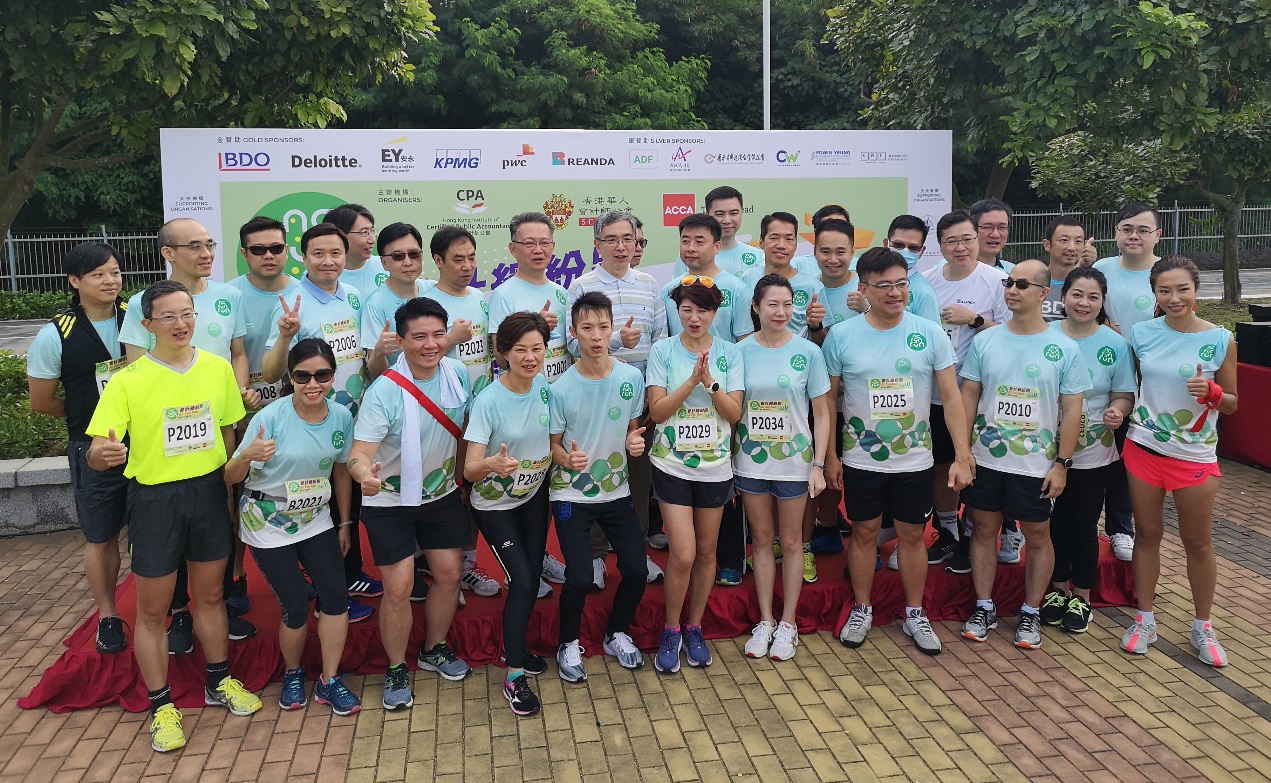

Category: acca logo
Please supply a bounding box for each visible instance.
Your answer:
[663,194,696,227]
[218,151,270,172]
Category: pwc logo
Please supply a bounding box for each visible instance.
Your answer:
[663,194,696,227]
[218,152,270,172]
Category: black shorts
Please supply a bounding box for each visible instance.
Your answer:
[362,488,469,566]
[651,466,733,510]
[929,404,956,465]
[841,464,934,525]
[127,470,233,578]
[961,465,1054,524]
[67,440,129,544]
[835,411,845,457]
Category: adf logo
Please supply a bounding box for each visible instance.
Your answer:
[543,194,575,230]
[663,194,696,227]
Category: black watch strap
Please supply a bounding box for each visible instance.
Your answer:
[1054,457,1073,469]
[971,314,985,329]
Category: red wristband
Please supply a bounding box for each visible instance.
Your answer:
[1199,379,1223,407]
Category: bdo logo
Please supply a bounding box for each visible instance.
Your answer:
[906,333,927,351]
[790,354,807,371]
[215,298,231,317]
[1043,344,1063,362]
[218,151,270,171]
[1097,346,1117,366]
[792,290,809,307]
[619,382,634,400]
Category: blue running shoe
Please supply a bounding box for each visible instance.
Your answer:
[654,627,682,674]
[346,571,384,598]
[347,598,374,623]
[279,667,307,710]
[715,567,743,587]
[684,626,713,667]
[809,526,845,555]
[382,663,413,710]
[315,673,362,716]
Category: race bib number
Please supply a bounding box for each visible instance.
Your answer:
[675,406,718,451]
[284,477,332,514]
[163,401,216,457]
[248,371,285,404]
[511,454,551,497]
[746,401,792,443]
[1078,398,1090,442]
[544,341,570,382]
[941,319,957,345]
[456,333,489,369]
[868,377,915,420]
[993,386,1040,432]
[322,318,361,365]
[94,357,127,394]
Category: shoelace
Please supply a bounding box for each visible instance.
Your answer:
[1066,598,1089,615]
[846,609,869,632]
[282,671,306,698]
[510,676,533,699]
[773,625,796,645]
[386,666,410,691]
[429,643,459,664]
[561,644,584,666]
[969,607,991,628]
[1195,626,1221,647]
[610,633,638,654]
[153,705,181,730]
[465,566,495,582]
[325,676,355,701]
[659,628,680,652]
[1018,613,1039,634]
[908,613,934,635]
[1044,593,1068,610]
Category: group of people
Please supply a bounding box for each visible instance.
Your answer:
[29,187,1236,754]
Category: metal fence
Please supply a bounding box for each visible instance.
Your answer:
[2,227,166,292]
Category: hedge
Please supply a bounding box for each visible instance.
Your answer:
[0,288,146,320]
[0,353,66,459]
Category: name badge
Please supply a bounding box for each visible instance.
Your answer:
[544,340,570,382]
[746,400,792,442]
[94,357,127,394]
[674,406,718,451]
[993,385,1040,432]
[323,318,361,365]
[163,401,216,457]
[868,377,915,420]
[284,477,332,514]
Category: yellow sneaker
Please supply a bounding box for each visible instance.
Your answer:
[205,676,263,716]
[802,546,818,584]
[746,542,784,570]
[150,704,185,752]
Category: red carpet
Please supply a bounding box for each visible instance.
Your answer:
[20,530,1134,713]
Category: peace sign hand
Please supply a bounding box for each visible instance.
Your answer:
[276,295,302,341]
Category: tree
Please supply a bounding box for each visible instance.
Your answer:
[0,0,437,237]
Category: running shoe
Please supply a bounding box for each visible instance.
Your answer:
[461,566,501,597]
[746,542,783,570]
[809,524,845,555]
[654,627,682,674]
[382,663,413,710]
[1014,611,1043,649]
[500,647,548,676]
[962,606,998,642]
[537,579,553,599]
[279,667,307,710]
[802,546,817,584]
[225,573,250,616]
[1120,616,1157,655]
[149,704,185,753]
[603,632,645,669]
[886,548,899,571]
[556,641,587,683]
[1040,589,1069,626]
[346,571,384,597]
[945,542,972,575]
[205,676,263,716]
[346,598,375,623]
[716,567,743,587]
[1061,595,1092,634]
[503,675,541,716]
[769,621,799,661]
[647,533,669,550]
[926,526,959,564]
[228,613,257,641]
[96,616,127,654]
[745,621,776,658]
[1111,533,1134,562]
[542,554,567,584]
[645,555,664,583]
[997,530,1024,564]
[684,626,712,667]
[903,608,942,655]
[418,641,472,681]
[592,557,607,591]
[411,575,429,602]
[1191,623,1228,667]
[167,611,194,655]
[838,605,872,648]
[315,673,362,716]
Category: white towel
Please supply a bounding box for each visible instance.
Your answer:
[394,354,466,505]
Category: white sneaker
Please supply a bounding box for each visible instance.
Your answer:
[460,565,501,597]
[645,555,664,583]
[886,548,899,571]
[997,529,1024,564]
[1111,533,1134,562]
[536,578,552,599]
[603,632,644,669]
[556,640,587,683]
[745,621,776,658]
[592,557,607,591]
[647,533,669,550]
[769,621,799,661]
[542,554,567,584]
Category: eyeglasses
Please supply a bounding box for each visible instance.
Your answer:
[635,238,649,249]
[152,311,198,325]
[1001,278,1047,290]
[1117,225,1159,237]
[167,241,217,252]
[349,227,376,238]
[512,239,556,250]
[940,236,976,248]
[887,239,924,253]
[865,279,910,292]
[977,224,1009,234]
[291,368,336,385]
[386,250,424,262]
[680,275,716,288]
[246,243,286,257]
[598,235,635,248]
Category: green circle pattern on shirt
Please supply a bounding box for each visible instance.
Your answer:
[895,358,912,374]
[208,323,222,337]
[1025,364,1041,378]
[480,299,489,313]
[742,252,758,266]
[215,299,231,317]
[716,355,728,373]
[375,273,388,286]
[1134,294,1152,310]
[1097,346,1116,365]
[552,452,628,498]
[319,457,333,471]
[332,430,345,448]
[556,290,567,305]
[620,382,634,400]
[793,290,809,307]
[607,406,621,420]
[736,421,812,465]
[1178,363,1195,378]
[1199,344,1216,361]
[842,414,928,462]
[790,354,807,371]
[720,289,732,307]
[1043,344,1063,362]
[777,374,791,388]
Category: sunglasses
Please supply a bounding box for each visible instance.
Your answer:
[680,274,716,288]
[246,243,287,257]
[386,250,424,262]
[1001,278,1047,290]
[290,368,336,385]
[887,239,924,253]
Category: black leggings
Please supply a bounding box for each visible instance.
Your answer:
[715,496,746,572]
[473,484,551,669]
[251,527,350,629]
[1049,462,1113,590]
[554,497,648,645]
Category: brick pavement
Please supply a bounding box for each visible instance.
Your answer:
[1,459,1269,782]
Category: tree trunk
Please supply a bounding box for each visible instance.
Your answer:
[1221,187,1246,305]
[984,158,1017,200]
[0,166,38,241]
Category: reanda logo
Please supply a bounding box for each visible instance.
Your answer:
[434,149,481,169]
[290,154,361,169]
[552,152,616,166]
[663,194,696,227]
[629,149,657,169]
[218,152,270,171]
[775,149,800,165]
[454,189,487,215]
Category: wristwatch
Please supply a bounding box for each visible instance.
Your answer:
[1054,457,1073,469]
[970,314,985,329]
[705,380,720,394]
[809,321,825,333]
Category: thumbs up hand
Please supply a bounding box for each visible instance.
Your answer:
[626,426,648,457]
[567,439,589,472]
[374,318,399,357]
[487,443,519,478]
[242,424,276,463]
[94,428,129,469]
[1187,362,1209,398]
[806,291,826,329]
[619,315,641,348]
[360,461,384,496]
[539,300,559,330]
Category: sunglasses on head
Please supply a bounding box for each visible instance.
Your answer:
[247,243,287,257]
[680,274,716,288]
[1001,278,1047,290]
[290,368,336,385]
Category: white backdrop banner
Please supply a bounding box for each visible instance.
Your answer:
[160,128,952,285]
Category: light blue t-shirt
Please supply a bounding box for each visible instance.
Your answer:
[820,276,862,328]
[548,361,645,503]
[824,312,955,473]
[235,397,353,549]
[26,318,122,380]
[354,357,471,508]
[358,279,432,364]
[646,336,746,482]
[227,274,302,401]
[675,243,764,278]
[340,255,387,298]
[906,271,941,324]
[1094,256,1155,333]
[792,254,821,278]
[734,336,831,481]
[1047,322,1136,469]
[740,268,826,339]
[960,326,1092,478]
[421,285,493,395]
[488,276,571,382]
[465,374,553,510]
[662,271,753,343]
[120,280,247,360]
[266,277,366,414]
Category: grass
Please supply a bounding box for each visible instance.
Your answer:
[1196,298,1271,332]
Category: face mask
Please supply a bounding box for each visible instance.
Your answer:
[898,248,921,269]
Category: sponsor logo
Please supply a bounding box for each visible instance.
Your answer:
[861,151,887,163]
[1097,346,1117,366]
[380,136,416,173]
[669,146,692,172]
[332,431,345,449]
[810,150,852,166]
[290,154,362,169]
[775,149,801,165]
[501,145,533,169]
[218,151,270,171]
[434,148,481,169]
[552,152,616,166]
[629,149,657,168]
[702,152,765,165]
[454,189,487,215]
[543,194,575,230]
[663,193,696,226]
[578,217,596,227]
[1199,344,1217,361]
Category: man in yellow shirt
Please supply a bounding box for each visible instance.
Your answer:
[87,280,262,753]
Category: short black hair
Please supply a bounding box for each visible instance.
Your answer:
[571,290,613,324]
[936,210,975,241]
[814,218,855,247]
[887,214,929,244]
[288,337,337,373]
[239,216,285,248]
[1117,202,1159,227]
[750,273,794,332]
[1044,216,1085,242]
[670,279,724,311]
[495,311,551,357]
[856,246,908,279]
[397,296,449,337]
[376,222,423,256]
[509,212,554,240]
[430,226,477,258]
[301,224,348,255]
[704,186,743,212]
[760,211,799,239]
[969,198,1013,225]
[678,213,722,243]
[812,204,849,226]
[141,280,192,319]
[322,204,374,234]
[64,242,121,278]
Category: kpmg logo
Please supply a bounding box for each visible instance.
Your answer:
[434,149,482,169]
[218,152,270,171]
